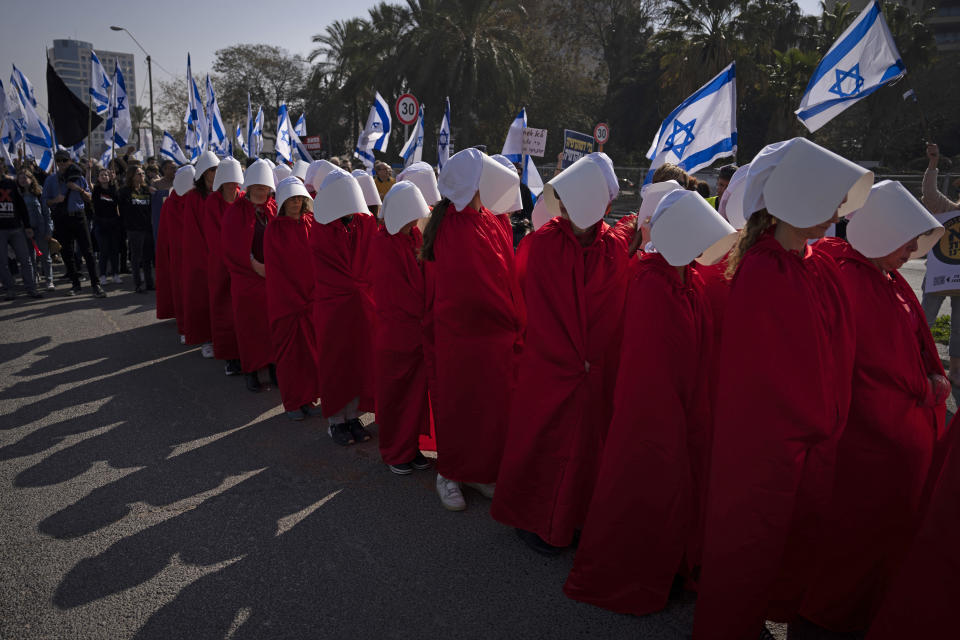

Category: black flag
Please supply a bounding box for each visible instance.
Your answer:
[46,60,102,147]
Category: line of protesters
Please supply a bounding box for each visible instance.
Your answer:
[71,136,956,639]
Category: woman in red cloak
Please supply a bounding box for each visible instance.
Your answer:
[221,159,276,393]
[179,151,220,356]
[419,148,525,511]
[155,165,194,340]
[310,169,378,446]
[491,153,635,554]
[371,181,432,473]
[866,411,960,640]
[564,189,736,613]
[692,138,872,640]
[795,181,947,633]
[204,157,243,376]
[264,176,321,421]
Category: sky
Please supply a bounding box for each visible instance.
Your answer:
[3,0,825,113]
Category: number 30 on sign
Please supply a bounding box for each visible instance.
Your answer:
[594,122,610,146]
[396,94,420,126]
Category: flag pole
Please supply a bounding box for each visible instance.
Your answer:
[86,95,93,184]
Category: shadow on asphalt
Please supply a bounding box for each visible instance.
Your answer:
[1,318,692,639]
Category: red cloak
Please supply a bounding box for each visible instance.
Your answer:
[155,192,184,331]
[692,230,855,640]
[204,190,242,360]
[264,214,321,412]
[221,197,276,373]
[797,238,946,631]
[491,217,633,547]
[421,261,439,453]
[866,412,959,640]
[431,205,525,484]
[564,251,714,613]
[372,226,430,464]
[180,189,213,345]
[308,213,377,417]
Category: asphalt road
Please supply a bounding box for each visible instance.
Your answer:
[0,259,949,640]
[0,274,697,640]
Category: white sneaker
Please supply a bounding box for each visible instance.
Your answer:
[436,474,466,511]
[46,281,55,291]
[464,482,496,499]
[112,274,122,284]
[200,343,214,359]
[98,275,107,286]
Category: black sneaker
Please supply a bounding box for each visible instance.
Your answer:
[411,452,431,470]
[515,528,563,556]
[346,418,372,442]
[93,287,107,298]
[67,287,80,297]
[388,461,414,475]
[328,422,354,446]
[224,359,242,376]
[245,372,261,393]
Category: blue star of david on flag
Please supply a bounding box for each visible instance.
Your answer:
[438,131,448,149]
[663,118,696,160]
[828,64,865,98]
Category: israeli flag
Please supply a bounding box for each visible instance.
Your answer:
[795,1,905,133]
[645,62,737,184]
[89,51,111,115]
[400,105,424,165]
[160,131,188,165]
[111,61,131,147]
[205,75,227,155]
[501,107,544,198]
[294,113,307,137]
[9,70,53,172]
[276,103,294,163]
[236,121,245,156]
[437,96,452,170]
[354,91,391,170]
[10,64,37,107]
[183,54,207,159]
[250,105,264,157]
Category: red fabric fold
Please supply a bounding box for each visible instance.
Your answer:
[180,189,213,344]
[265,214,321,412]
[492,217,633,547]
[308,213,377,417]
[431,205,525,484]
[564,251,714,614]
[798,238,945,631]
[204,190,241,360]
[866,412,959,640]
[221,197,275,373]
[155,192,184,331]
[693,231,855,640]
[372,226,430,464]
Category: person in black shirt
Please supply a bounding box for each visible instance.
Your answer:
[0,171,41,299]
[92,167,122,285]
[118,166,154,292]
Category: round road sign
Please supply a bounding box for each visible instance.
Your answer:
[396,93,420,126]
[594,122,610,145]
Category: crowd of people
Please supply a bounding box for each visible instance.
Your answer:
[3,135,958,638]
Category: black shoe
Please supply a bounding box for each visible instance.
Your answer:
[411,451,431,470]
[3,292,14,301]
[27,290,43,299]
[328,422,354,446]
[146,283,155,290]
[135,285,145,293]
[515,528,563,556]
[93,287,107,298]
[388,461,414,475]
[346,418,372,442]
[224,359,242,376]
[67,287,80,297]
[245,372,261,393]
[268,363,279,386]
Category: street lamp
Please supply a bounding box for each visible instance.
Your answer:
[110,25,155,159]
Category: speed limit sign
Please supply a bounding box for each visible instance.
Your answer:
[594,122,610,146]
[396,93,420,126]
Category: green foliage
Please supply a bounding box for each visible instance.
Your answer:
[933,314,951,345]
